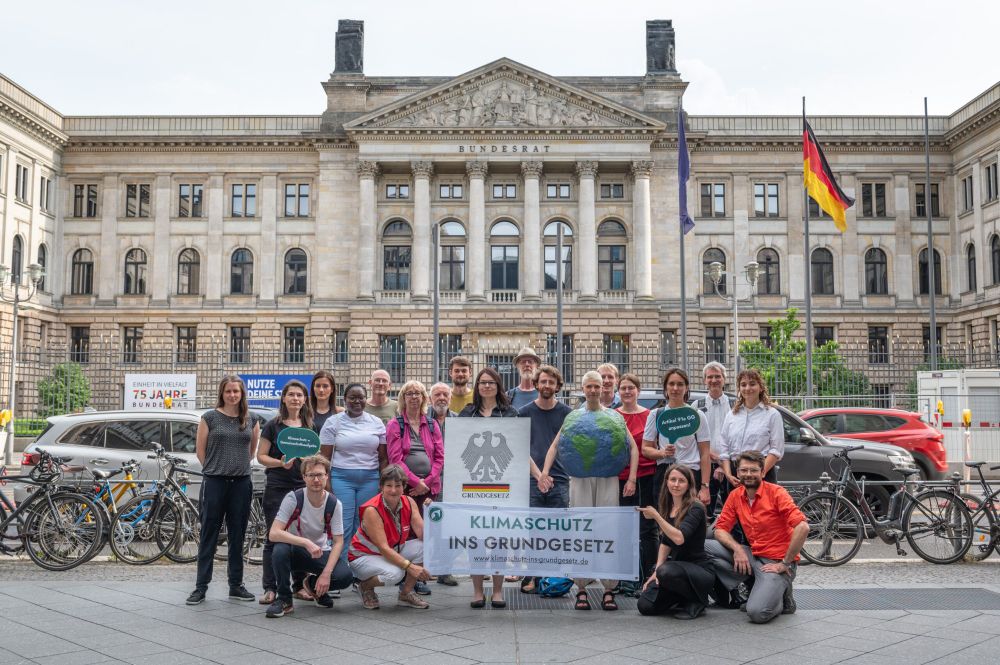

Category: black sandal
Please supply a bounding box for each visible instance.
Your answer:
[574,590,591,610]
[602,591,618,611]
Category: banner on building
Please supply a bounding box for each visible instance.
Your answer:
[124,374,197,410]
[424,503,640,579]
[442,417,531,506]
[239,374,314,408]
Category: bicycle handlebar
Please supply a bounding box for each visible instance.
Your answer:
[833,445,865,457]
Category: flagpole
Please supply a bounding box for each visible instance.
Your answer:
[924,97,938,371]
[803,97,814,398]
[679,102,689,373]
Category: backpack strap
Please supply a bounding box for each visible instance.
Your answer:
[323,492,338,542]
[286,488,306,535]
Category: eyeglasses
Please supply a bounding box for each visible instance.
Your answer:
[304,472,328,479]
[737,468,762,475]
[403,391,422,398]
[477,381,497,387]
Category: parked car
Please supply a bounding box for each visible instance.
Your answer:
[16,408,275,503]
[798,407,947,480]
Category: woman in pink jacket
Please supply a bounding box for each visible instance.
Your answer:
[385,380,445,513]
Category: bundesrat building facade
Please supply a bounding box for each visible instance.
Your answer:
[2,19,1000,392]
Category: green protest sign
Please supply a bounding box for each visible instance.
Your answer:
[655,406,701,443]
[276,427,321,460]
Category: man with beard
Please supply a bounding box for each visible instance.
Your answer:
[518,364,572,593]
[706,451,809,623]
[427,382,460,588]
[448,356,474,414]
[507,347,541,411]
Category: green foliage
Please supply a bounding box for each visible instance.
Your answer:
[36,362,91,418]
[739,308,870,408]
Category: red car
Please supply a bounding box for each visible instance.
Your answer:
[798,408,947,480]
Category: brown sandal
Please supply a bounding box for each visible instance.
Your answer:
[574,590,591,610]
[602,591,618,611]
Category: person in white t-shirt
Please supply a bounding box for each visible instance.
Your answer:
[265,455,352,618]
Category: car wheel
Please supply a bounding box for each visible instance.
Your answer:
[857,479,891,519]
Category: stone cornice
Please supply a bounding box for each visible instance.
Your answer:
[945,103,1000,150]
[64,136,325,153]
[0,99,69,149]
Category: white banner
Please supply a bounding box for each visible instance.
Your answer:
[424,503,640,580]
[442,418,531,506]
[123,374,197,410]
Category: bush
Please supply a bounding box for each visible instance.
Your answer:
[37,362,91,417]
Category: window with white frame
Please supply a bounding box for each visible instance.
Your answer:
[753,183,779,217]
[700,183,725,217]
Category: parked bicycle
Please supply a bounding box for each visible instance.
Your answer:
[797,445,973,566]
[960,461,1000,562]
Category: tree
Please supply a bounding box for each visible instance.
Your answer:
[37,362,91,417]
[739,308,870,409]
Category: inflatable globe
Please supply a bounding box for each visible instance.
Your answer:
[557,408,630,478]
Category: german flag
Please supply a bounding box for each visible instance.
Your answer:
[803,122,854,232]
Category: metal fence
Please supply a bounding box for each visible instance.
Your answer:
[2,338,998,432]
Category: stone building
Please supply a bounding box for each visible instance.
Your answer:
[1,19,999,403]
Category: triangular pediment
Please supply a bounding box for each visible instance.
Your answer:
[344,58,665,135]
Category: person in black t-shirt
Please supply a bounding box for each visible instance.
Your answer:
[257,380,313,605]
[310,370,343,436]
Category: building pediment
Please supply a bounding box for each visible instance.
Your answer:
[344,59,665,137]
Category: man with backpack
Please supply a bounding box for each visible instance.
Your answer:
[265,454,353,618]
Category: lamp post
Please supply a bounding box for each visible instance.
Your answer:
[0,262,44,465]
[431,221,442,385]
[706,260,760,374]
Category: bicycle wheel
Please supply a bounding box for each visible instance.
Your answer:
[961,493,997,562]
[109,495,175,565]
[243,493,265,566]
[163,501,200,564]
[24,492,105,571]
[0,500,26,555]
[797,491,864,566]
[904,490,973,564]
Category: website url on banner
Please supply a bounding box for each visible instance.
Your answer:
[472,554,590,566]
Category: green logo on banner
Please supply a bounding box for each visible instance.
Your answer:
[276,427,321,460]
[428,506,443,522]
[655,406,701,443]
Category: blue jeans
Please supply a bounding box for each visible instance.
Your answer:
[530,478,569,508]
[271,542,353,602]
[331,467,380,557]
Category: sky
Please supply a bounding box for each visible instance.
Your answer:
[2,0,997,118]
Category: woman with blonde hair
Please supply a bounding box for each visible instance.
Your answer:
[719,368,784,484]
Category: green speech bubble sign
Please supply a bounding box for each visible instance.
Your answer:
[276,427,321,460]
[655,406,701,443]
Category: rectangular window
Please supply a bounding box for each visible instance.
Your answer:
[700,183,726,217]
[333,330,349,364]
[602,334,630,374]
[814,326,835,348]
[706,326,727,364]
[660,330,677,368]
[437,334,463,383]
[379,335,406,384]
[231,183,257,217]
[871,385,891,409]
[961,175,974,212]
[808,196,832,219]
[283,326,305,364]
[73,184,99,218]
[546,334,574,384]
[922,325,943,362]
[39,176,54,213]
[598,245,626,290]
[490,246,519,289]
[15,164,29,201]
[70,326,90,363]
[544,245,572,290]
[125,184,150,217]
[753,183,779,217]
[284,183,310,217]
[385,183,410,199]
[440,245,465,290]
[914,183,940,218]
[546,183,570,199]
[861,183,887,217]
[758,325,773,349]
[985,163,999,203]
[122,326,143,364]
[868,326,889,365]
[600,183,625,199]
[492,183,517,199]
[439,184,463,199]
[230,326,251,363]
[176,326,197,364]
[383,246,411,290]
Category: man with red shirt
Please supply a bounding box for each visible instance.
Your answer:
[706,450,809,623]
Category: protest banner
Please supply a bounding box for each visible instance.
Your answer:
[442,417,531,506]
[124,374,196,410]
[424,503,639,579]
[239,374,313,408]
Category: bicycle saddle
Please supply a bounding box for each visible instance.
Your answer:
[897,467,920,477]
[90,469,113,480]
[964,461,986,468]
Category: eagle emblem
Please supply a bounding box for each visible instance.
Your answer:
[461,430,514,482]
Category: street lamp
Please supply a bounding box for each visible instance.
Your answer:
[706,260,760,374]
[0,262,44,464]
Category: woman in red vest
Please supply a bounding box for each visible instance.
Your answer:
[348,465,431,610]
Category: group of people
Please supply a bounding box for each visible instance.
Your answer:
[185,351,808,625]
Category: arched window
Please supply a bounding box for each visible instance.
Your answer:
[756,248,780,295]
[36,243,47,291]
[123,248,147,295]
[967,244,977,292]
[71,249,94,295]
[383,220,411,290]
[490,220,520,290]
[918,247,942,295]
[702,247,727,295]
[992,234,1000,286]
[864,248,888,295]
[438,220,466,290]
[811,248,834,295]
[597,220,627,290]
[11,235,23,284]
[284,248,308,294]
[177,248,200,295]
[544,220,573,290]
[230,248,254,295]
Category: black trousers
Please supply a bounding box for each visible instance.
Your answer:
[619,475,658,580]
[196,475,252,591]
[272,543,353,601]
[261,485,306,593]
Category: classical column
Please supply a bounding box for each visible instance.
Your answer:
[521,160,543,301]
[576,161,599,301]
[411,161,433,301]
[97,173,119,304]
[151,174,171,304]
[357,161,379,301]
[631,160,654,299]
[257,174,277,303]
[466,160,488,301]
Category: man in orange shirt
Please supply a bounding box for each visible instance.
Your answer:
[706,450,809,623]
